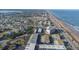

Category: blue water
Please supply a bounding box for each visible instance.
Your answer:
[50,10,79,26]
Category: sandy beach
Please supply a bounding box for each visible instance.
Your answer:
[47,11,79,49]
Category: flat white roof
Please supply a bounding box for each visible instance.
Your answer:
[39,44,66,50]
[25,43,36,50]
[25,34,38,50]
[46,29,50,34]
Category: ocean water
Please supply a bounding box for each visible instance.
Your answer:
[50,10,79,31]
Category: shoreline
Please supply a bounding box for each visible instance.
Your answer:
[50,11,79,36]
[55,15,79,43]
[47,10,79,49]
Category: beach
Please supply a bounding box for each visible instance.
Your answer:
[47,10,79,49]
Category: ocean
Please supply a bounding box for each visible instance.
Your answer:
[50,10,79,32]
